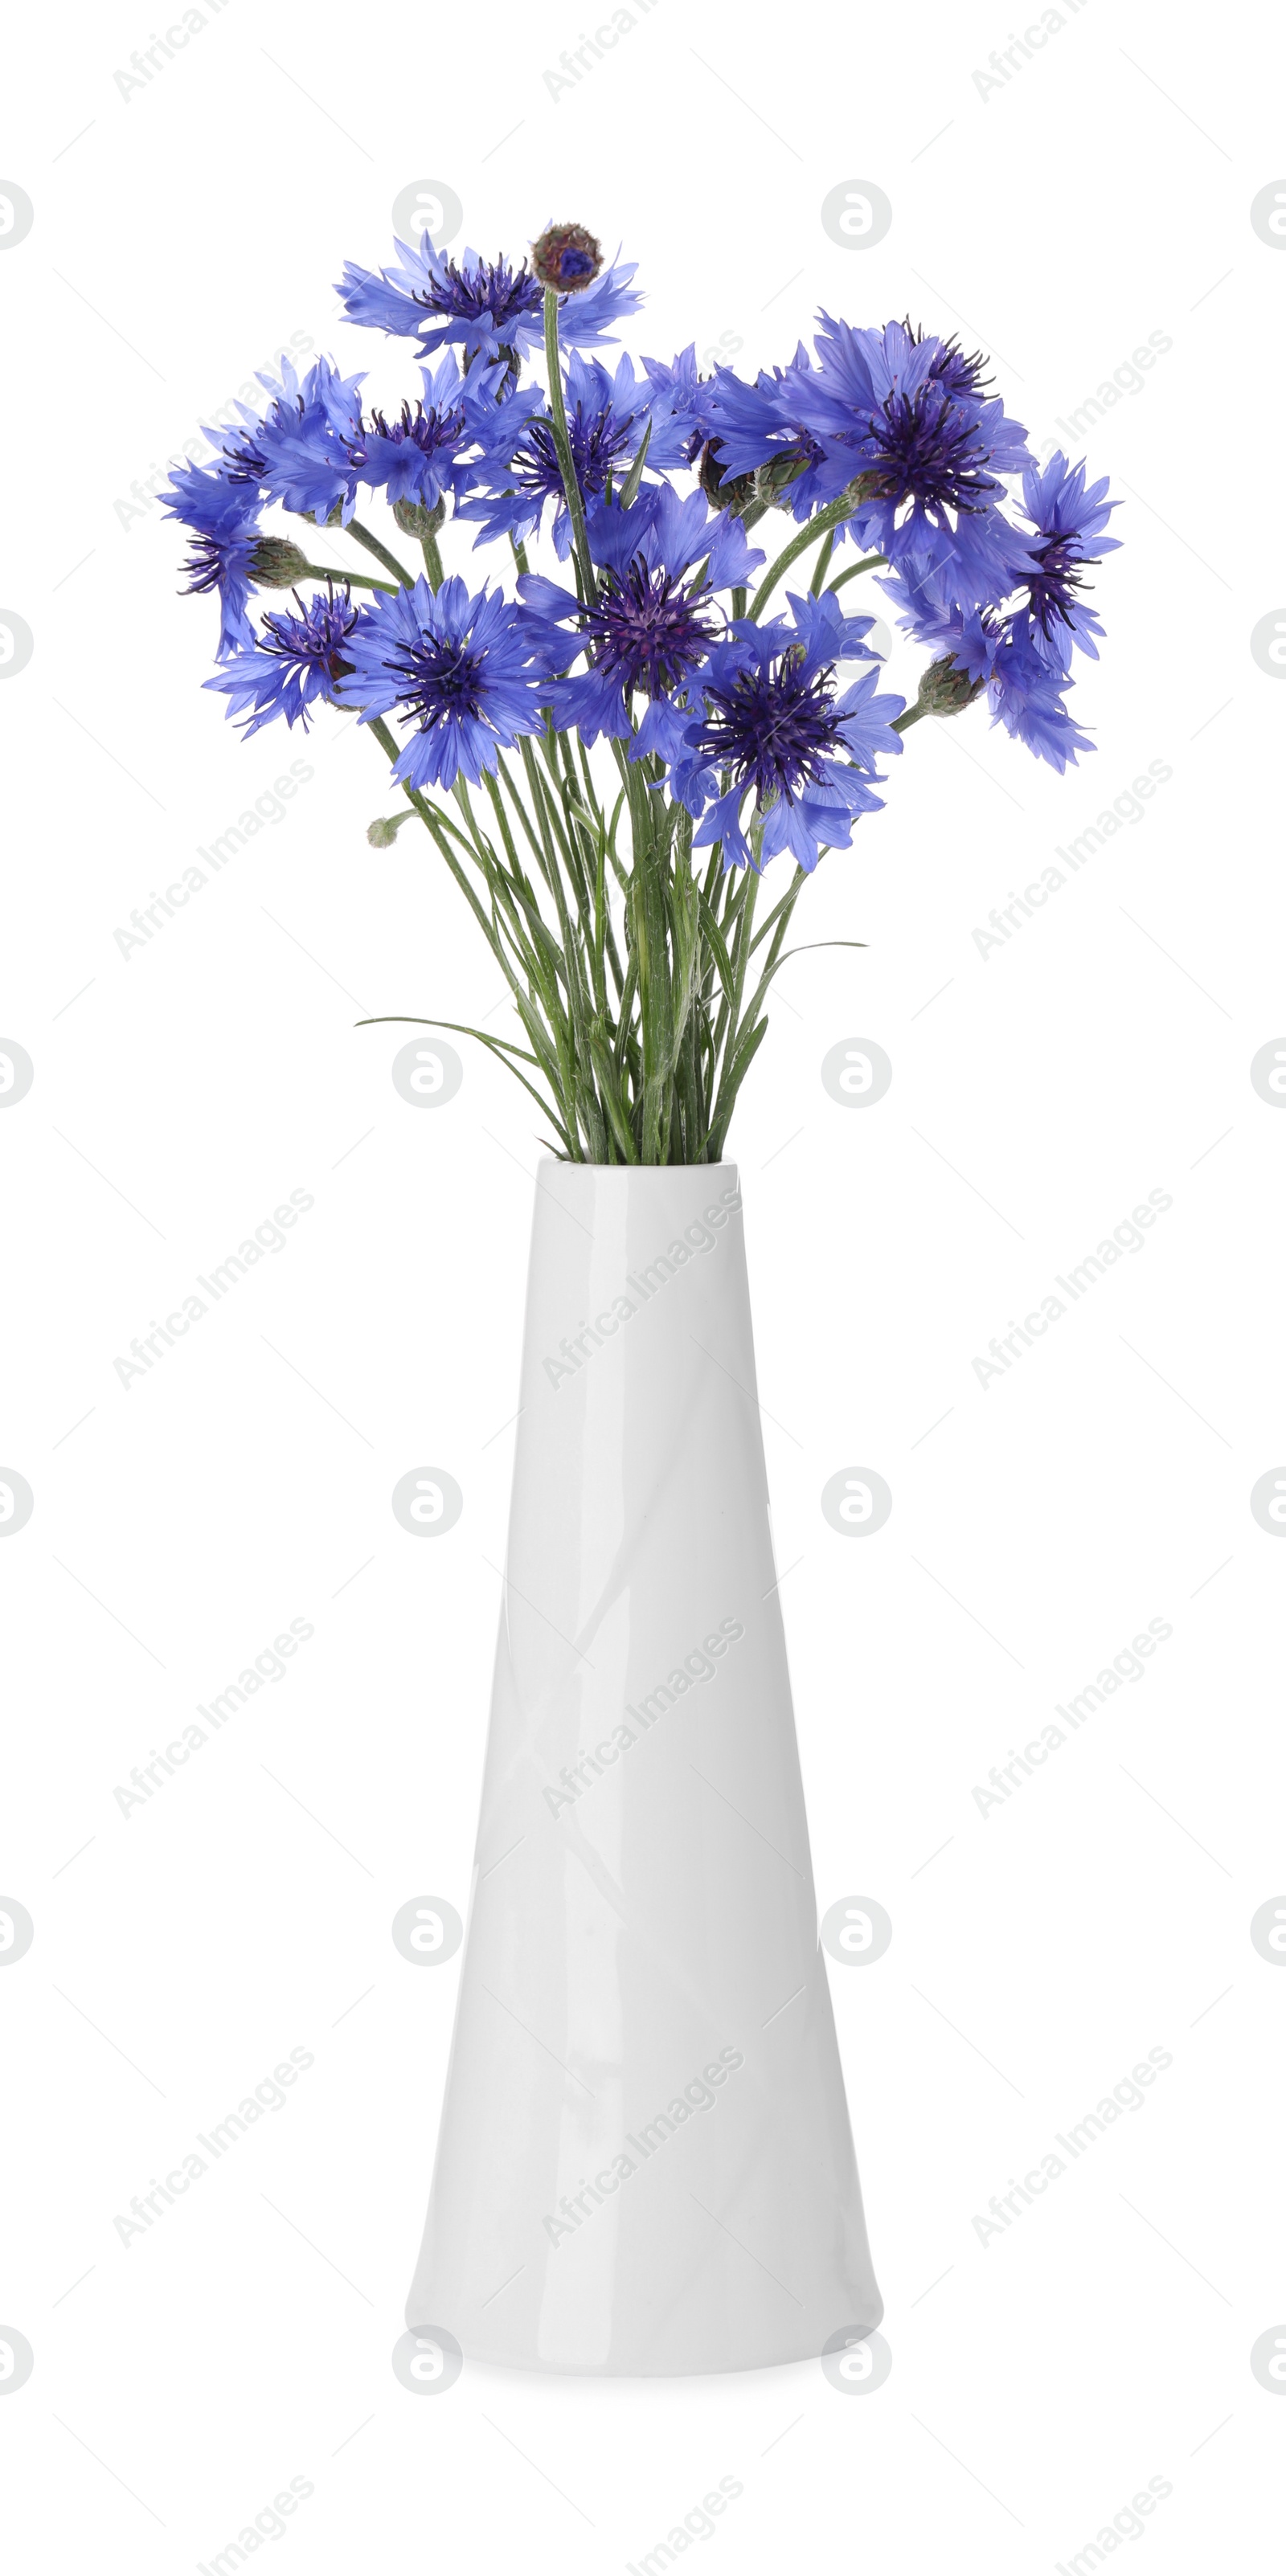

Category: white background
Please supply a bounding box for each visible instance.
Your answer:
[2,0,1285,2566]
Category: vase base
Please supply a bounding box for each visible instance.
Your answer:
[403,2296,884,2381]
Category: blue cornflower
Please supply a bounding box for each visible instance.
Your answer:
[640,345,721,467]
[346,351,524,511]
[335,232,641,362]
[203,589,366,736]
[162,461,265,657]
[461,351,679,557]
[670,590,905,871]
[879,551,1094,770]
[984,631,1094,771]
[878,550,1001,681]
[899,317,994,404]
[337,574,557,791]
[517,485,764,757]
[212,354,367,528]
[1012,451,1121,669]
[778,317,1038,600]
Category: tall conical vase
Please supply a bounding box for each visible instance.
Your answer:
[407,1160,882,2375]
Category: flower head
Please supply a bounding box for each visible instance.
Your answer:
[670,589,905,870]
[518,484,764,756]
[983,630,1095,770]
[203,588,364,736]
[776,317,1038,599]
[345,350,522,511]
[531,221,602,292]
[162,461,266,657]
[461,350,676,556]
[900,316,993,403]
[336,574,556,790]
[878,551,1001,680]
[640,345,720,468]
[1012,450,1121,668]
[211,354,367,528]
[336,232,641,361]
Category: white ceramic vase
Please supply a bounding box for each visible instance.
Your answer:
[407,1159,881,2375]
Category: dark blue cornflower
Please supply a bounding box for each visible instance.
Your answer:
[640,345,721,467]
[901,317,993,403]
[203,589,366,736]
[460,352,682,558]
[984,630,1095,771]
[335,232,641,362]
[346,351,526,512]
[336,574,558,791]
[211,354,367,529]
[879,550,1094,771]
[1012,451,1121,669]
[517,485,764,757]
[670,589,905,872]
[776,317,1038,601]
[162,461,266,658]
[878,550,1001,682]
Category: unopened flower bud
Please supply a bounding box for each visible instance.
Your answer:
[915,654,985,717]
[367,813,412,848]
[391,497,447,539]
[754,455,807,511]
[531,222,602,293]
[251,537,310,587]
[698,439,757,518]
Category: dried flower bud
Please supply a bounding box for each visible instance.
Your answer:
[698,439,757,518]
[531,222,602,293]
[915,654,985,717]
[754,456,807,511]
[250,537,310,587]
[391,497,448,539]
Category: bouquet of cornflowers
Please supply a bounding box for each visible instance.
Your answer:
[166,219,1119,1165]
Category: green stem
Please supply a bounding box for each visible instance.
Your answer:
[347,517,416,587]
[365,722,583,1151]
[543,287,597,612]
[747,490,865,621]
[826,552,887,597]
[299,563,396,593]
[809,531,835,595]
[421,533,445,590]
[891,702,930,734]
[368,719,497,942]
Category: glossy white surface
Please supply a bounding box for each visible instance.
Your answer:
[407,1161,881,2374]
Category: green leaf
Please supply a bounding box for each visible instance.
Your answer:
[618,418,653,510]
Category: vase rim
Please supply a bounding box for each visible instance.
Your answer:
[536,1157,739,1177]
